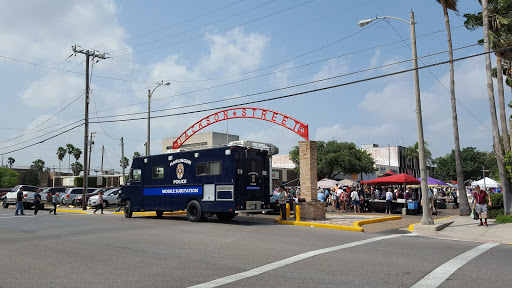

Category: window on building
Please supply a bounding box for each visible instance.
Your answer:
[152,166,164,179]
[197,161,222,176]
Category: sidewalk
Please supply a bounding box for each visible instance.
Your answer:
[410,215,512,244]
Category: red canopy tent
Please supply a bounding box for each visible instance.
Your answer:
[361,173,420,185]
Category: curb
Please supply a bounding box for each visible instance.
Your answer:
[55,209,89,214]
[409,216,455,232]
[274,215,402,232]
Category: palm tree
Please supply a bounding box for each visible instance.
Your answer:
[66,144,75,173]
[120,157,129,170]
[464,0,512,153]
[404,142,433,177]
[133,152,141,160]
[435,0,470,216]
[56,147,66,173]
[71,162,83,176]
[7,157,15,168]
[72,148,82,162]
[479,0,512,215]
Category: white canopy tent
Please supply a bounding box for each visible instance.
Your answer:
[317,178,339,189]
[470,177,500,189]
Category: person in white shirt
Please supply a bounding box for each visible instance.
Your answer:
[385,188,394,214]
[278,186,287,220]
[351,190,360,213]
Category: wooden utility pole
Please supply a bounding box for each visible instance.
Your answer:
[121,137,125,184]
[101,145,104,175]
[72,45,109,210]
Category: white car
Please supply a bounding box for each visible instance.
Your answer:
[88,188,119,208]
[3,185,47,209]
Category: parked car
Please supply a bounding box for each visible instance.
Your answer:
[3,185,46,209]
[41,187,67,204]
[74,187,114,207]
[88,188,120,208]
[61,187,96,205]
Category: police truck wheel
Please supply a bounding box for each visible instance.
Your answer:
[186,200,203,222]
[156,210,164,218]
[2,199,8,208]
[124,200,133,218]
[217,212,236,221]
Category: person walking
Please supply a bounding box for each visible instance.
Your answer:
[115,191,122,212]
[472,185,492,227]
[49,193,58,215]
[351,189,360,213]
[15,187,25,216]
[385,188,393,214]
[93,191,104,214]
[278,186,287,220]
[33,190,42,215]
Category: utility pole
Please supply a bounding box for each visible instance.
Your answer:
[72,45,109,210]
[101,145,104,175]
[121,137,125,184]
[481,166,490,190]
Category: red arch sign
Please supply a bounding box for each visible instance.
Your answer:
[173,107,308,149]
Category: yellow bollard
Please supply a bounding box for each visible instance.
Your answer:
[286,203,290,218]
[296,205,301,222]
[280,205,283,220]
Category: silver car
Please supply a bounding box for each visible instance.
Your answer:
[61,187,96,205]
[88,188,120,208]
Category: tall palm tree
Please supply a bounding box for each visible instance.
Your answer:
[72,148,82,162]
[464,0,512,154]
[480,0,511,215]
[436,0,470,215]
[404,142,433,177]
[66,144,75,173]
[56,147,66,173]
[7,157,15,168]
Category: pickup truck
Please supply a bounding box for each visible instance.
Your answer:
[2,185,47,209]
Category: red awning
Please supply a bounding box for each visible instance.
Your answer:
[361,173,420,185]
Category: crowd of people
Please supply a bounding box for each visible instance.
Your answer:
[316,184,370,213]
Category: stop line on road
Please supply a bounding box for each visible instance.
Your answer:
[187,234,501,288]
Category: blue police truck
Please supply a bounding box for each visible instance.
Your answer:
[120,141,277,222]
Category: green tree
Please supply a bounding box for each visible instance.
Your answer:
[0,167,19,188]
[72,148,82,162]
[66,144,75,173]
[71,161,83,176]
[30,159,45,172]
[464,0,512,154]
[21,170,39,186]
[120,157,129,170]
[433,147,496,181]
[56,147,66,173]
[289,141,375,179]
[133,152,141,160]
[403,142,433,174]
[7,157,15,169]
[465,0,512,215]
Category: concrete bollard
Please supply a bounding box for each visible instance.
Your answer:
[286,203,290,218]
[296,205,301,222]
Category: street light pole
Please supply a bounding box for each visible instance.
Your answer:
[359,9,432,224]
[147,81,170,156]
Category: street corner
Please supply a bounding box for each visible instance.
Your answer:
[274,214,402,232]
[408,215,455,233]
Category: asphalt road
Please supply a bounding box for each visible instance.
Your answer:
[0,207,510,288]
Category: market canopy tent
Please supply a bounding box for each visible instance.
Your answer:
[416,177,450,187]
[317,178,339,189]
[338,179,358,186]
[360,173,420,185]
[470,177,499,188]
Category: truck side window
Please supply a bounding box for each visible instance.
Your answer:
[152,166,164,179]
[133,169,142,182]
[196,161,222,176]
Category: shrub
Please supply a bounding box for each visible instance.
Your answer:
[487,193,504,219]
[74,177,100,188]
[496,214,512,223]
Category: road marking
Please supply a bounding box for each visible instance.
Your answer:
[0,215,34,218]
[187,234,402,288]
[411,242,499,288]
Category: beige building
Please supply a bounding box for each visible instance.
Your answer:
[162,132,239,153]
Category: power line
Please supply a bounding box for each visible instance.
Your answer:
[93,42,481,120]
[89,47,511,124]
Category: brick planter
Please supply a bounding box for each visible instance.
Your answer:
[297,201,326,220]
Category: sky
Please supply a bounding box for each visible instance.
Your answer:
[0,0,508,174]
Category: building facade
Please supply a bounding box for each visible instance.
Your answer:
[162,132,239,153]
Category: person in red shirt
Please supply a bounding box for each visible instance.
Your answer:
[472,185,492,227]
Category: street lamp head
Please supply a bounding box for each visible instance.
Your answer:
[358,19,373,27]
